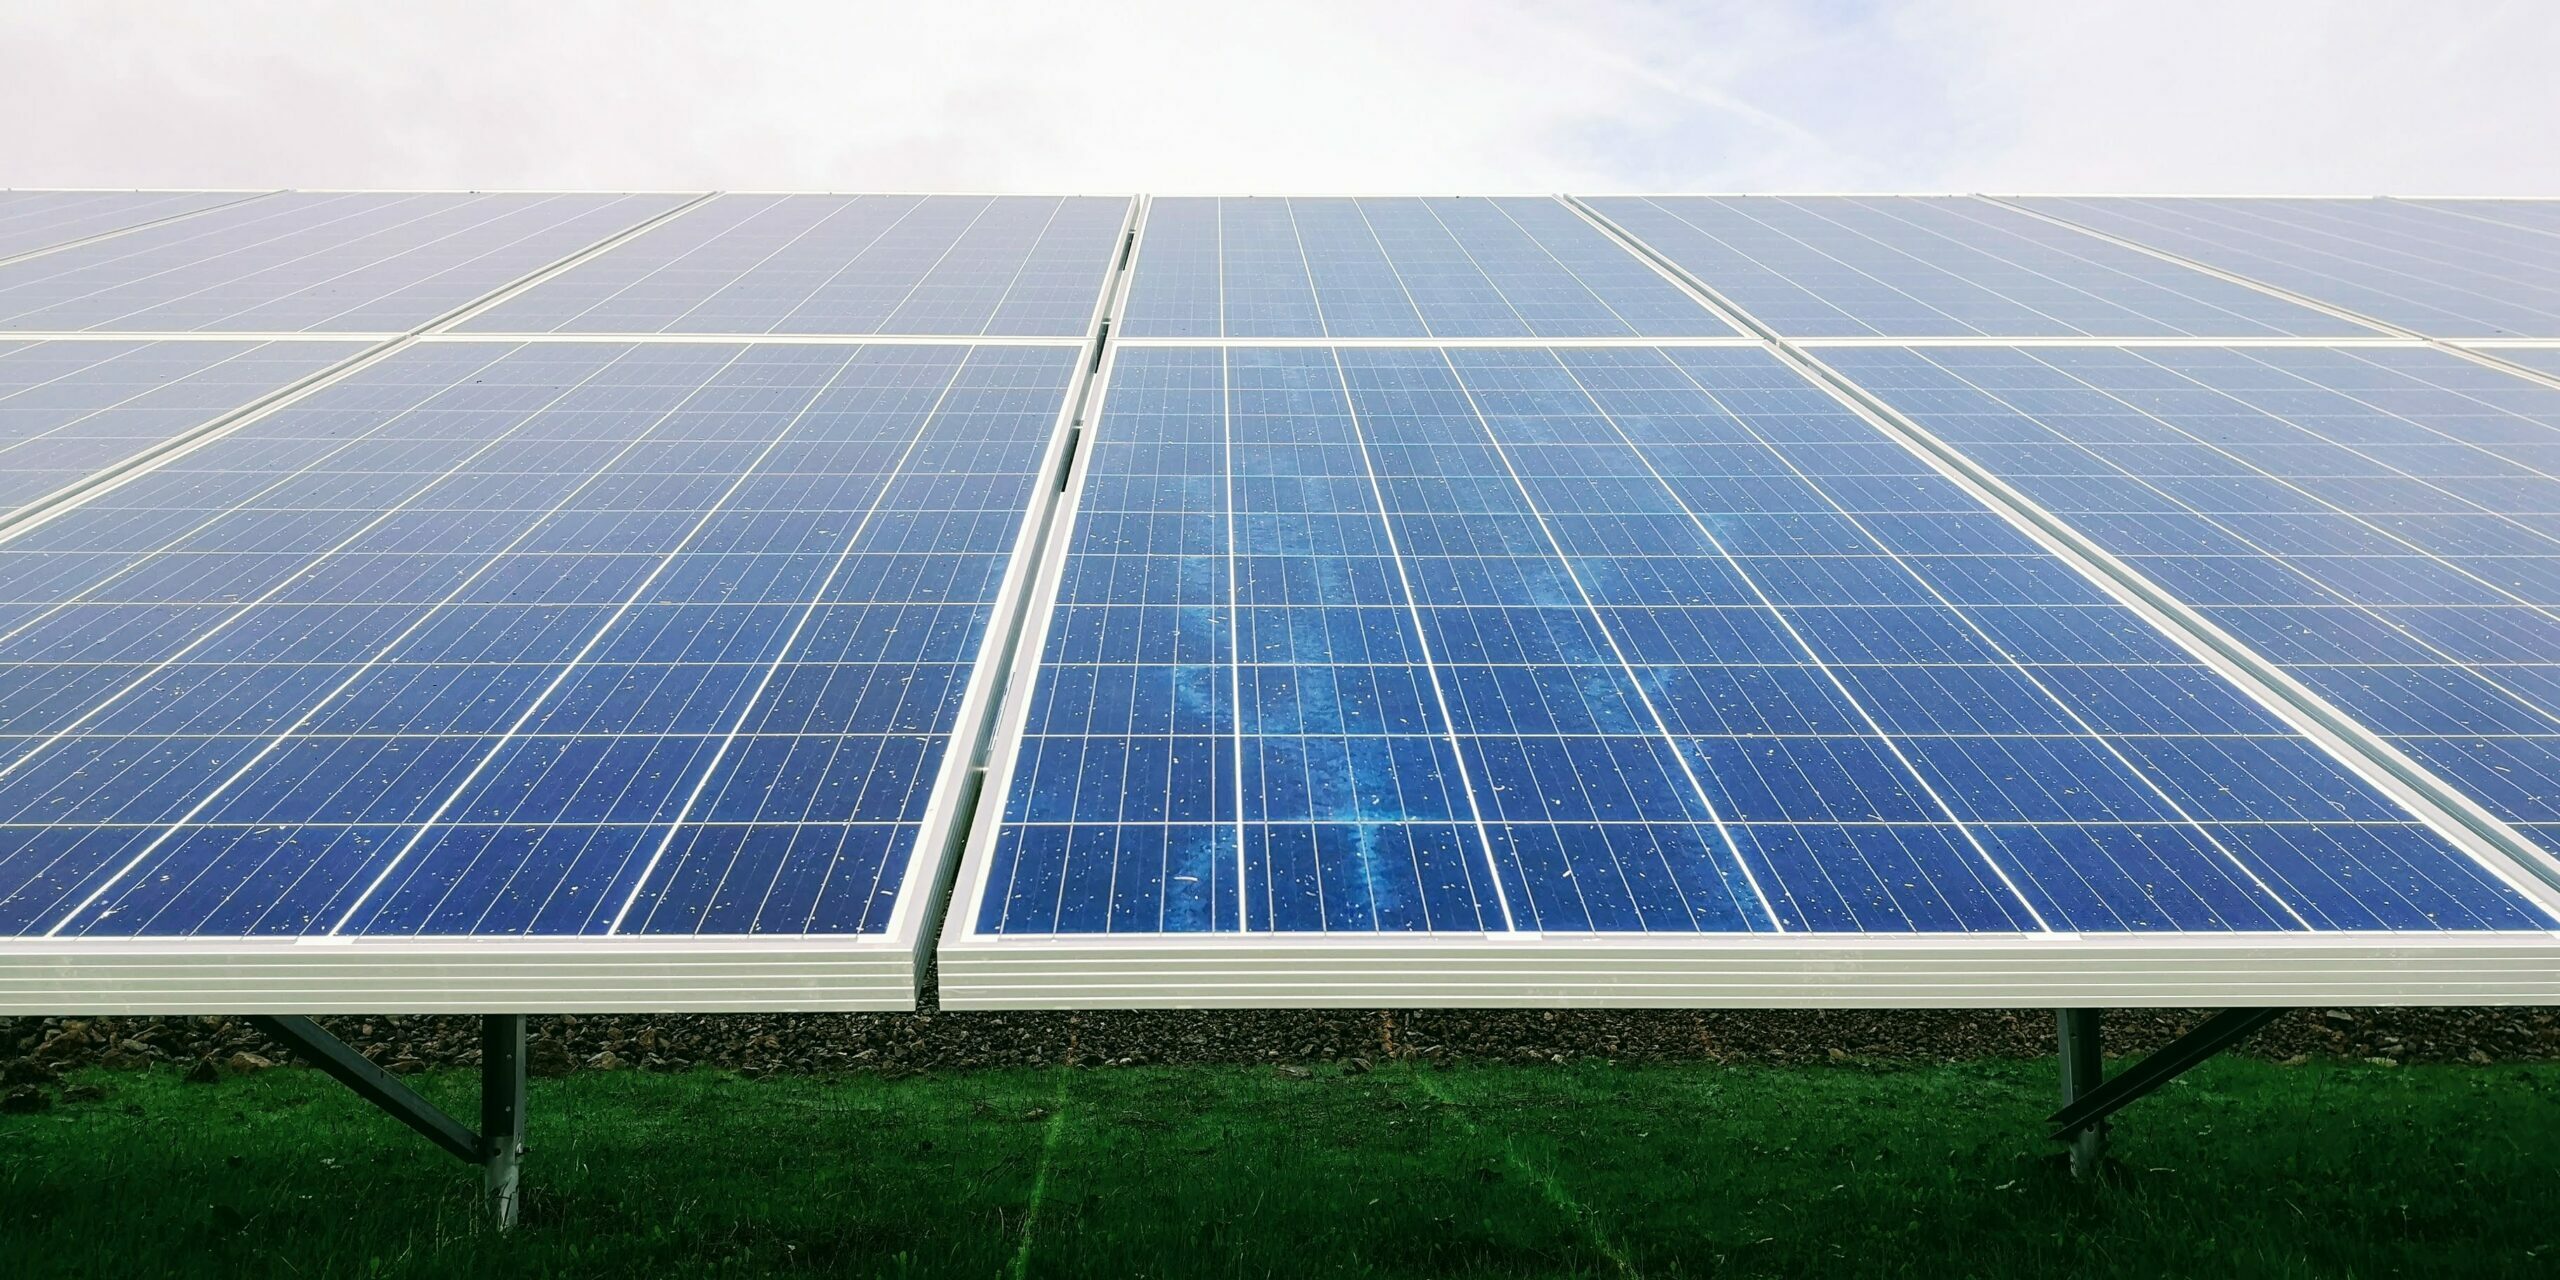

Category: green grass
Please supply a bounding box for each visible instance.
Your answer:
[3,1056,2555,1277]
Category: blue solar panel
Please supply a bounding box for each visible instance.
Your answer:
[4,191,2554,1016]
[460,195,1129,337]
[2014,198,2560,338]
[0,191,250,260]
[1118,198,1735,339]
[0,193,686,334]
[2488,347,2560,379]
[0,339,1076,939]
[963,344,2547,940]
[0,338,362,518]
[1584,196,2371,339]
[2406,200,2560,237]
[1823,343,2560,862]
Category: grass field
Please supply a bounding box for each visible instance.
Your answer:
[3,1056,2554,1277]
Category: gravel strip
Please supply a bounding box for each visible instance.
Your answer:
[7,1006,2555,1097]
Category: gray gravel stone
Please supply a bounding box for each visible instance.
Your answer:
[11,1006,2553,1078]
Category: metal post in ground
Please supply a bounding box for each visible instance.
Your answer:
[481,1015,528,1230]
[2056,1008,2104,1177]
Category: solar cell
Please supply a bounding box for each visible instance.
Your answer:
[460,195,1130,337]
[2012,198,2560,338]
[1581,196,2371,339]
[0,338,363,520]
[0,341,1079,1009]
[941,343,2553,1003]
[0,193,688,334]
[1118,197,1736,339]
[1821,343,2560,868]
[0,191,252,260]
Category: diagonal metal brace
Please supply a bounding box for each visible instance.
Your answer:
[250,1015,483,1163]
[250,1014,529,1228]
[2048,1007,2288,1141]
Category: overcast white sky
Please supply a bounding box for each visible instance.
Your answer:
[5,0,2556,194]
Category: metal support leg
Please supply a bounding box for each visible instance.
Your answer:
[249,1013,530,1230]
[481,1015,527,1230]
[2048,1008,2288,1150]
[249,1015,483,1163]
[2055,1009,2105,1177]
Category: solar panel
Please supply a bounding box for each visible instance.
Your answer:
[2406,199,2560,237]
[2486,347,2560,379]
[459,195,1131,337]
[939,342,2555,1006]
[0,191,251,260]
[2012,198,2560,338]
[0,338,363,520]
[5,189,2558,1020]
[1117,197,1737,339]
[0,338,1082,1007]
[0,193,687,334]
[1582,196,2372,339]
[1821,343,2560,863]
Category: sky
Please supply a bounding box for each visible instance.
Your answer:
[4,0,2557,194]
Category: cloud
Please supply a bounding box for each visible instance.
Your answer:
[1,0,2553,192]
[1914,0,2560,194]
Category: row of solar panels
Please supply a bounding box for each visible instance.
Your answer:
[0,190,2557,1014]
[2,191,2557,339]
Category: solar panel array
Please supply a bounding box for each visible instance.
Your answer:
[1823,344,2560,856]
[1120,197,1735,339]
[1,190,2556,1013]
[2013,197,2560,338]
[966,344,2530,939]
[0,340,1079,943]
[2488,347,2560,379]
[0,191,255,260]
[0,193,690,334]
[462,195,1129,337]
[1583,196,2372,339]
[942,193,2560,1008]
[0,338,362,519]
